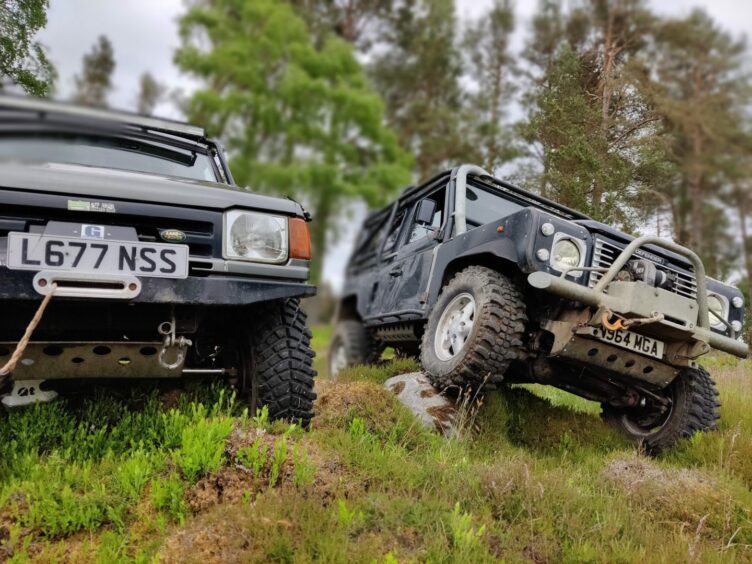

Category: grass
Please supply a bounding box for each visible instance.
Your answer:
[0,330,751,561]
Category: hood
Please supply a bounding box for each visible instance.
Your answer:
[0,161,304,217]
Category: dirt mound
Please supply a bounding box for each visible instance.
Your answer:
[185,427,289,514]
[602,456,740,540]
[161,508,250,564]
[186,425,354,517]
[315,379,415,437]
[186,467,250,514]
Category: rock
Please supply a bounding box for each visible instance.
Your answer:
[384,372,457,437]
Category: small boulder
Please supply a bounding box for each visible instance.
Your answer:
[384,372,457,437]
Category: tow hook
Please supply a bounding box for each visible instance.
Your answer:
[158,319,192,370]
[601,311,665,331]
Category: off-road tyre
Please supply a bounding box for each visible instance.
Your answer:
[328,320,383,378]
[420,266,527,390]
[602,366,720,455]
[237,298,317,428]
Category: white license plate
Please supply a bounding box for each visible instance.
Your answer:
[6,232,189,279]
[588,326,665,359]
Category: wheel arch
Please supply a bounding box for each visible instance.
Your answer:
[335,294,361,322]
[427,252,522,307]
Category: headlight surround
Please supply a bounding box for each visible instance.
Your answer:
[550,236,583,274]
[224,210,288,264]
[706,293,728,329]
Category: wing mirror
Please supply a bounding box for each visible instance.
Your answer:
[415,199,437,226]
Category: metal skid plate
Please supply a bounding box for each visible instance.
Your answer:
[544,320,678,388]
[0,341,184,380]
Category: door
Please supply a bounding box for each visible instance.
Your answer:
[371,187,447,318]
[366,202,410,318]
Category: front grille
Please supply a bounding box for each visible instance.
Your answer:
[588,238,697,299]
[0,200,221,258]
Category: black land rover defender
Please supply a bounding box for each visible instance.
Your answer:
[331,164,748,452]
[0,95,316,425]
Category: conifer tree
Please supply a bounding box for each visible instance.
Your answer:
[520,0,670,231]
[461,0,517,173]
[72,36,115,108]
[135,72,165,116]
[647,8,747,272]
[368,0,471,180]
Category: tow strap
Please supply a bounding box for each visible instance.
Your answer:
[0,284,57,381]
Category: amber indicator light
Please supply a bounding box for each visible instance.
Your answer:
[289,218,312,260]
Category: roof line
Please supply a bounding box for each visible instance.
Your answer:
[0,94,205,139]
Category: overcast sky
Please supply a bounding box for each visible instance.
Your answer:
[38,0,752,290]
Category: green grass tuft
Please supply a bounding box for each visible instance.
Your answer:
[2,331,752,562]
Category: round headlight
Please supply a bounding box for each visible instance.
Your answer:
[707,294,726,328]
[226,211,288,263]
[551,238,581,272]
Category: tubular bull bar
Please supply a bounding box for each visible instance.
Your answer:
[527,236,749,359]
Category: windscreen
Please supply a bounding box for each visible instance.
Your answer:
[0,133,219,182]
[465,185,524,227]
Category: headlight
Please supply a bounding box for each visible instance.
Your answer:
[551,237,582,272]
[224,210,288,263]
[707,294,727,329]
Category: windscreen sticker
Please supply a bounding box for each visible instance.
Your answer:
[68,200,116,213]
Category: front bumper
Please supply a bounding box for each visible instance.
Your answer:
[528,271,748,359]
[528,234,748,359]
[0,267,316,305]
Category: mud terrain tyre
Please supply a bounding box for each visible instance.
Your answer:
[420,266,527,390]
[328,320,383,378]
[236,298,317,428]
[602,366,720,454]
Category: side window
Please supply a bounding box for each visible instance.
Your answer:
[350,212,390,268]
[382,206,408,254]
[408,188,446,244]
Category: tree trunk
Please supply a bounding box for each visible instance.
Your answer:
[688,132,704,251]
[592,7,615,213]
[308,189,333,286]
[734,185,752,341]
[486,58,504,171]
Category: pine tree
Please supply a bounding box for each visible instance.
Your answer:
[72,36,115,108]
[519,0,670,231]
[175,0,411,283]
[461,0,517,173]
[0,0,55,96]
[647,8,747,274]
[289,0,393,49]
[368,0,471,180]
[135,72,165,115]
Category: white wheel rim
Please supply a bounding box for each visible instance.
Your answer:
[434,293,476,361]
[329,341,348,377]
